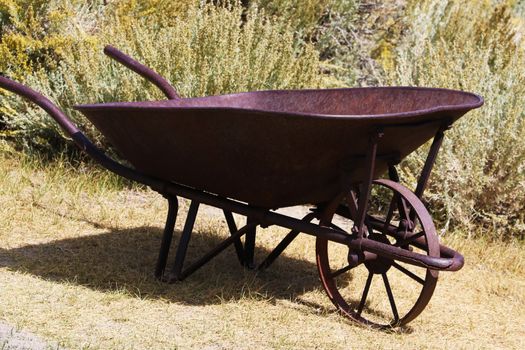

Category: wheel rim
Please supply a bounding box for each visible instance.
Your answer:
[316,179,440,328]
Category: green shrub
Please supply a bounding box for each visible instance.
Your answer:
[255,0,340,34]
[308,0,362,86]
[253,0,366,87]
[0,0,199,81]
[386,0,525,239]
[0,2,321,154]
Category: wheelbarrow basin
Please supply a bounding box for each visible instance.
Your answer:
[75,87,483,208]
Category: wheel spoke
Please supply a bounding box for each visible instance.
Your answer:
[397,196,410,222]
[392,262,425,285]
[383,193,397,232]
[382,273,399,323]
[345,190,359,221]
[331,264,352,278]
[357,272,373,316]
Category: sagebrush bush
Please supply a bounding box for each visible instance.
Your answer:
[255,0,342,34]
[0,0,200,81]
[253,0,366,87]
[0,1,321,153]
[387,0,525,239]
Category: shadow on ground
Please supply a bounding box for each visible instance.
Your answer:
[0,223,344,307]
[0,216,415,332]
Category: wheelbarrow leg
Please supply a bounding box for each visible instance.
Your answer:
[244,216,257,269]
[155,196,179,279]
[168,200,200,281]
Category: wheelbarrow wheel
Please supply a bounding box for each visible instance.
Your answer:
[316,179,440,328]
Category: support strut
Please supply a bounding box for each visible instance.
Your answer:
[414,126,447,199]
[257,212,317,270]
[223,210,245,265]
[354,130,383,238]
[173,223,258,281]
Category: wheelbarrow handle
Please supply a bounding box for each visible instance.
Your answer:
[0,75,166,191]
[103,45,180,100]
[0,75,79,136]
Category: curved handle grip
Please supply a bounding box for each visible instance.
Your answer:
[0,75,79,136]
[103,45,180,100]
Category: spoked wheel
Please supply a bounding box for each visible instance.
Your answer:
[316,179,440,328]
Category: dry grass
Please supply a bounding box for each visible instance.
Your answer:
[0,152,524,349]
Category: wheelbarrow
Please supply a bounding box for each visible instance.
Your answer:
[0,46,483,328]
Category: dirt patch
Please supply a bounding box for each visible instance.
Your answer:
[0,322,60,350]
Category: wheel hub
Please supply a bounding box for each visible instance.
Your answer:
[363,232,393,274]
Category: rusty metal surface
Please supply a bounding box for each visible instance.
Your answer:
[75,87,483,208]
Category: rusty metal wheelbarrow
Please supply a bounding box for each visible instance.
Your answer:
[0,46,483,328]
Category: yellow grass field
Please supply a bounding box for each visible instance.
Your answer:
[0,153,524,349]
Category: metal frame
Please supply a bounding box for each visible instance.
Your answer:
[0,46,465,283]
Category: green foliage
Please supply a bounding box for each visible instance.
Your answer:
[0,0,198,80]
[309,0,362,86]
[0,0,81,79]
[0,1,321,153]
[255,0,345,34]
[386,0,525,238]
[253,0,363,86]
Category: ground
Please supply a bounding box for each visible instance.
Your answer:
[0,156,524,349]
